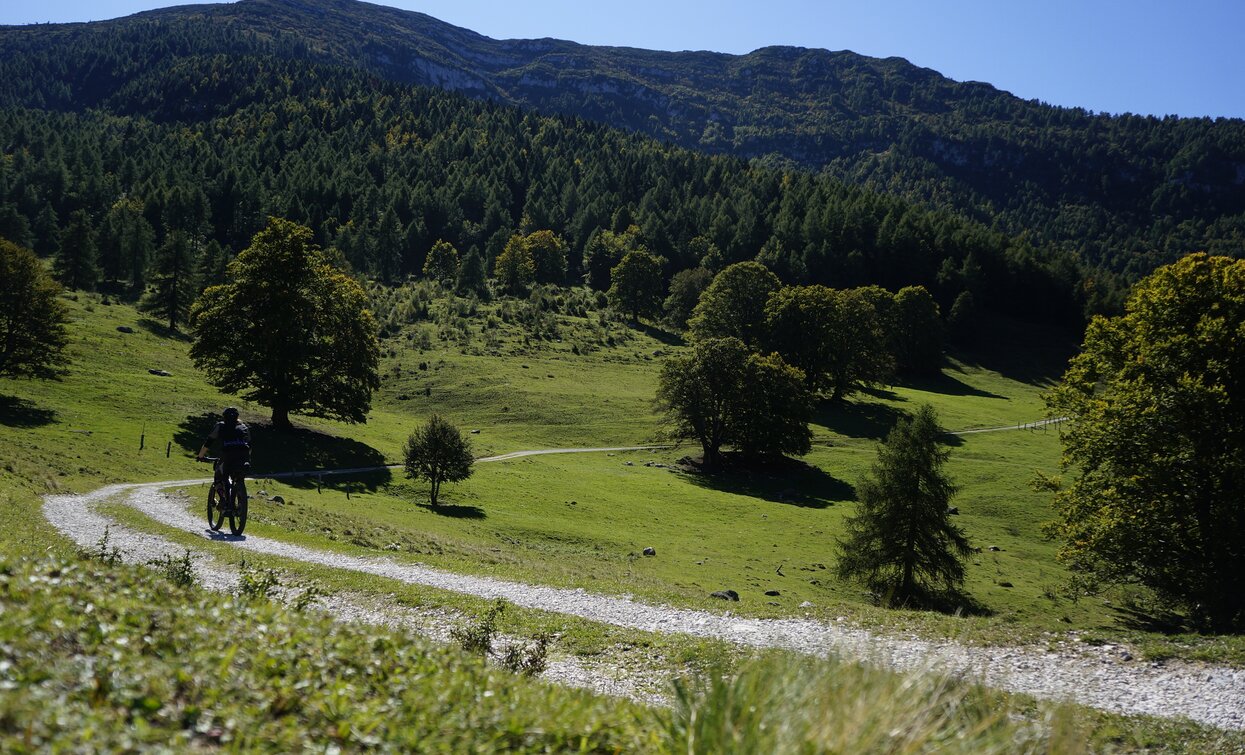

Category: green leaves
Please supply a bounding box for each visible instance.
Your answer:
[0,556,647,751]
[403,414,475,506]
[189,218,380,428]
[1047,253,1245,631]
[836,404,969,608]
[0,238,70,380]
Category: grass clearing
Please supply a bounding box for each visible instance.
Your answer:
[5,292,1245,665]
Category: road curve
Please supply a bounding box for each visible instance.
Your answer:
[40,443,1245,731]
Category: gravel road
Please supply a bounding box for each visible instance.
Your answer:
[43,465,1245,731]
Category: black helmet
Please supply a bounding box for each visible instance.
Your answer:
[222,406,240,422]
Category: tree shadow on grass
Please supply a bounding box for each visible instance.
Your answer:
[948,315,1078,387]
[877,585,994,618]
[0,395,57,428]
[415,502,486,519]
[812,399,908,440]
[137,317,192,342]
[175,413,391,489]
[1108,603,1190,635]
[893,371,1005,399]
[636,323,685,348]
[677,453,855,508]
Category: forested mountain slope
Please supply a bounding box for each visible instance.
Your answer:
[3,0,1242,275]
[0,44,1090,324]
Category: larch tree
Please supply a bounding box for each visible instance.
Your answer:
[140,230,198,331]
[837,404,970,607]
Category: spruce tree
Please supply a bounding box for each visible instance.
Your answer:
[836,404,970,607]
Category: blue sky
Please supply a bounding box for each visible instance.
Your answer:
[6,0,1244,119]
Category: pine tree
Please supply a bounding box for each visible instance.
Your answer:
[836,404,970,607]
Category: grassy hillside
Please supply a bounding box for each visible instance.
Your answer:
[6,288,1243,665]
[8,291,1245,749]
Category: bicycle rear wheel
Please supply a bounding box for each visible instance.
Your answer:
[207,483,226,531]
[228,478,248,536]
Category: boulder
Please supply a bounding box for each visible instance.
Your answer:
[116,326,134,334]
[988,546,1002,552]
[764,589,780,596]
[710,589,740,602]
[642,547,656,556]
[148,369,172,377]
[947,506,959,515]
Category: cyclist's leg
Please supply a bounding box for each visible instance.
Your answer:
[226,460,249,504]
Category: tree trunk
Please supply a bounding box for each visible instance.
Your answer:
[271,404,292,431]
[430,477,440,507]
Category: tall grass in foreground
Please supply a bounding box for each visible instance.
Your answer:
[664,653,1084,754]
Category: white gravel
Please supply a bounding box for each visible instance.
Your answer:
[43,475,1245,731]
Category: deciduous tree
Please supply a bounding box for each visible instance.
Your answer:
[424,239,460,285]
[1045,253,1245,632]
[403,414,475,506]
[607,249,665,321]
[657,337,811,469]
[0,238,69,379]
[493,234,535,296]
[190,218,380,430]
[663,267,713,330]
[837,404,969,607]
[688,261,780,349]
[893,285,943,374]
[763,285,893,399]
[524,229,569,284]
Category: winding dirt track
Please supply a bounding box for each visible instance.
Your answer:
[41,442,1245,731]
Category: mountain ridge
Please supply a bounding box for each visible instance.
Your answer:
[2,0,1243,275]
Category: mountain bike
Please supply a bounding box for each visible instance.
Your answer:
[200,457,248,536]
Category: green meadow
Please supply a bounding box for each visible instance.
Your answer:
[7,289,1245,750]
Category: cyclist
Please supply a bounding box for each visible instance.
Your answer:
[197,407,252,510]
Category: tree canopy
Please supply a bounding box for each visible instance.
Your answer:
[189,217,380,430]
[607,249,665,322]
[657,337,811,469]
[402,414,475,507]
[763,285,893,400]
[0,238,69,380]
[688,262,781,349]
[1045,253,1245,632]
[837,404,969,608]
[423,239,460,286]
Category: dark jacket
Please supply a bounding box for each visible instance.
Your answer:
[205,420,251,466]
